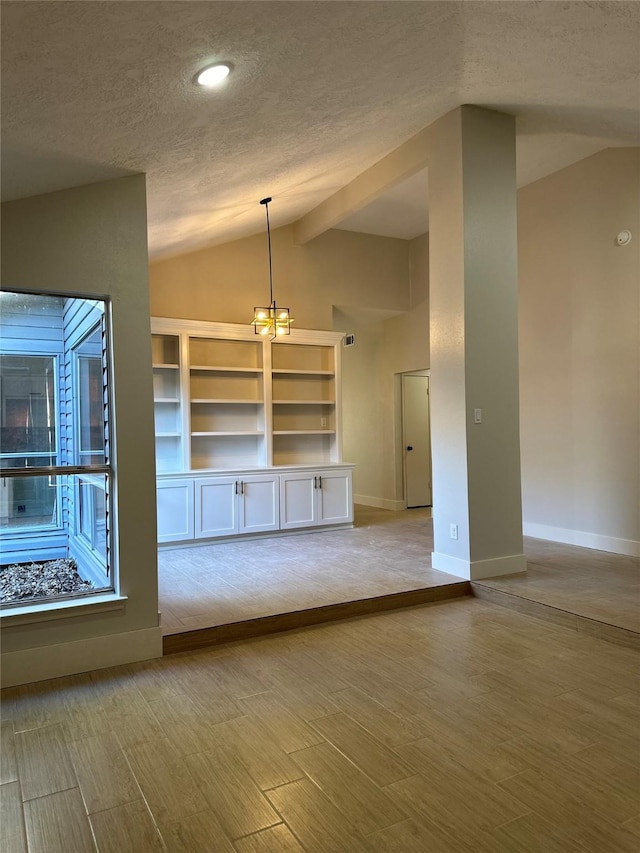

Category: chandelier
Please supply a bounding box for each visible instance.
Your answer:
[251,197,293,339]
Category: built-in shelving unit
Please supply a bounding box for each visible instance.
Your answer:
[152,333,182,473]
[187,336,265,470]
[151,318,352,543]
[271,342,337,466]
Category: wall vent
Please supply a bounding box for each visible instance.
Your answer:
[343,333,355,347]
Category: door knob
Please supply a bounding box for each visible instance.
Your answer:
[407,446,413,451]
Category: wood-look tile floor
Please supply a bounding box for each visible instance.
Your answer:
[2,597,639,852]
[480,537,640,634]
[158,506,453,636]
[159,505,639,638]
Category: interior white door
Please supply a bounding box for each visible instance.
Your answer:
[402,374,432,508]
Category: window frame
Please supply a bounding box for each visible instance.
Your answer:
[73,323,106,465]
[0,290,116,609]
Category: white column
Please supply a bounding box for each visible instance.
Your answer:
[429,106,526,580]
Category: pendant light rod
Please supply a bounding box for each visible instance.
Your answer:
[260,196,273,305]
[252,195,293,338]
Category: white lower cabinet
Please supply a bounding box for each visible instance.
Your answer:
[280,469,353,530]
[316,468,354,524]
[158,466,352,544]
[156,478,194,543]
[195,474,279,539]
[194,476,236,538]
[237,475,280,534]
[278,472,316,529]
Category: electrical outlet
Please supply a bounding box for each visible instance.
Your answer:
[450,523,458,540]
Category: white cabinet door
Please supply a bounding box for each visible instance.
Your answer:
[317,469,353,525]
[279,472,317,529]
[280,468,353,529]
[239,475,279,534]
[195,476,237,538]
[196,474,279,538]
[156,479,194,543]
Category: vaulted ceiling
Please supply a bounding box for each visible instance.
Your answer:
[2,1,639,258]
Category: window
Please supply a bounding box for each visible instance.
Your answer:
[78,474,108,563]
[0,355,59,531]
[0,291,114,607]
[76,326,106,466]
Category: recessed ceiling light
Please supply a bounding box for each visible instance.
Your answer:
[195,63,231,88]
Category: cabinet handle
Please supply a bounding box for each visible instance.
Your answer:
[240,481,244,495]
[318,476,322,489]
[235,480,240,495]
[313,476,318,489]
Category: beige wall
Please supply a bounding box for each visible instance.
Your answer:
[336,317,390,503]
[1,175,161,679]
[518,147,640,555]
[409,232,429,307]
[337,296,429,508]
[150,226,411,328]
[329,235,430,508]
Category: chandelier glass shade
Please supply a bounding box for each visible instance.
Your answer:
[252,303,292,337]
[251,197,293,339]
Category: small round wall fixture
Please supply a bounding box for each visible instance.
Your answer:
[616,230,632,246]
[195,63,231,88]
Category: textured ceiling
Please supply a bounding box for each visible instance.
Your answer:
[2,1,639,258]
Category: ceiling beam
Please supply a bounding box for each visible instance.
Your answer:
[292,123,437,245]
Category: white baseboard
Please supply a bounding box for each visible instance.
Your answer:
[0,626,163,688]
[523,522,640,558]
[431,551,527,581]
[354,494,406,511]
